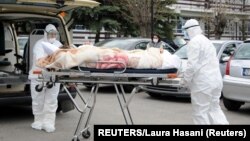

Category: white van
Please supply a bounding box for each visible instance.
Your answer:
[0,0,99,111]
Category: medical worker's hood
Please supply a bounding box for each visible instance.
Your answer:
[45,24,57,33]
[182,19,199,29]
[183,19,202,39]
[44,24,58,43]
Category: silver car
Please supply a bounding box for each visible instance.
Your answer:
[223,41,250,111]
[94,38,176,53]
[142,40,243,98]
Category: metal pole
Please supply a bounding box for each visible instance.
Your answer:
[236,22,237,40]
[151,0,154,35]
[242,0,246,40]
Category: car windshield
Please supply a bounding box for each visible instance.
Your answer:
[174,42,222,59]
[95,39,141,49]
[174,44,187,59]
[212,43,223,54]
[95,38,175,53]
[173,37,187,48]
[234,43,250,59]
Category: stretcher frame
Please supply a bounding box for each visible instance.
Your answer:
[35,62,181,141]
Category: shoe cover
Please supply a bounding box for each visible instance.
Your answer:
[31,115,43,130]
[42,124,55,133]
[42,113,56,133]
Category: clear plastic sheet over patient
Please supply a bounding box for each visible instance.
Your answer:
[37,44,181,70]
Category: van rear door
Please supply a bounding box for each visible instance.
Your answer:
[0,0,99,23]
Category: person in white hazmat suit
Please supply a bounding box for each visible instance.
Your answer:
[29,24,62,132]
[181,19,229,124]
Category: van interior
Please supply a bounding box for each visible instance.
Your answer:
[0,13,67,96]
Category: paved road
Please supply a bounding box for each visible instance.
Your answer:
[0,85,249,141]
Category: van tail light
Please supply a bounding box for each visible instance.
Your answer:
[167,73,177,78]
[225,56,232,75]
[33,69,42,75]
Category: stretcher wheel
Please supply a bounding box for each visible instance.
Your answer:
[46,82,53,89]
[35,84,43,92]
[71,137,80,141]
[82,130,91,138]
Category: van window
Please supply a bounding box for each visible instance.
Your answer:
[0,22,5,55]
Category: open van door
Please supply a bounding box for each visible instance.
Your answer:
[0,0,99,109]
[0,0,99,23]
[1,0,99,12]
[17,0,99,7]
[0,0,99,42]
[0,0,99,21]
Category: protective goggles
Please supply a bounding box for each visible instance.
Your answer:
[183,25,199,30]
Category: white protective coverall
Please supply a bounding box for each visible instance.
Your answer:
[28,24,62,132]
[182,19,229,124]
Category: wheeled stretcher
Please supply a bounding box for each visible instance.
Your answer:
[34,62,180,141]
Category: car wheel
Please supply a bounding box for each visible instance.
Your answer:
[223,97,244,111]
[56,102,62,113]
[122,85,135,93]
[83,83,95,89]
[147,92,162,98]
[58,100,75,113]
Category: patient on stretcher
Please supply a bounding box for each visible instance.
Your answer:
[37,44,181,70]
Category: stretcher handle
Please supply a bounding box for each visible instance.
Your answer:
[168,60,185,80]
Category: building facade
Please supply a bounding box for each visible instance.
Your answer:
[173,0,250,40]
[71,25,118,46]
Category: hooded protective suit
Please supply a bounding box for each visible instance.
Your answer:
[29,24,62,132]
[182,19,229,124]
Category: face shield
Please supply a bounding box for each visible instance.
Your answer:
[183,30,190,41]
[45,24,58,43]
[46,30,58,44]
[182,19,201,40]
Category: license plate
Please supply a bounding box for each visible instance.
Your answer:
[243,68,250,76]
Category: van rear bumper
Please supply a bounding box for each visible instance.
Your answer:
[0,92,76,105]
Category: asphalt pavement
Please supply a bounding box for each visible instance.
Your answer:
[0,85,249,141]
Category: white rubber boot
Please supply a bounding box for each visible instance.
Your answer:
[42,113,56,133]
[31,115,43,130]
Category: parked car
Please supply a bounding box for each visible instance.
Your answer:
[142,40,243,98]
[222,40,250,111]
[94,38,176,53]
[0,0,99,112]
[173,36,186,48]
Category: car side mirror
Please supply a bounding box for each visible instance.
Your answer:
[220,56,230,63]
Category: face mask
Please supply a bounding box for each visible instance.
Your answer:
[48,38,56,43]
[183,30,190,40]
[153,39,158,43]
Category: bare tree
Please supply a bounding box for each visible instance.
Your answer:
[203,0,248,40]
[202,0,231,39]
[212,0,227,39]
[213,7,227,39]
[112,0,176,38]
[240,0,247,40]
[112,0,151,37]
